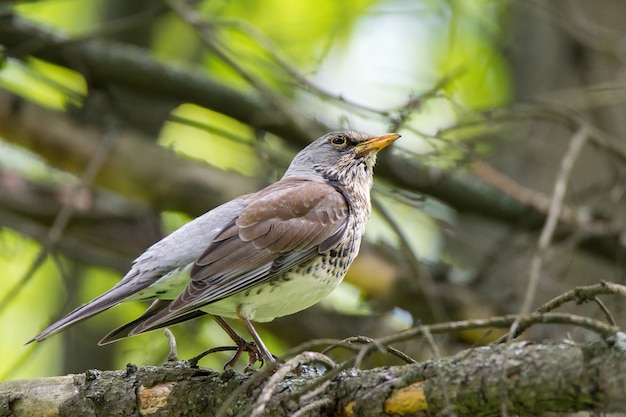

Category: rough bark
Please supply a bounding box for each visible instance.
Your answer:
[2,339,626,417]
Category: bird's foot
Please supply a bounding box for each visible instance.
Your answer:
[226,339,264,371]
[186,339,265,370]
[193,315,277,369]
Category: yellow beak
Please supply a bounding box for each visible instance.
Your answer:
[355,133,401,158]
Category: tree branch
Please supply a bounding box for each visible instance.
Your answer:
[0,88,255,216]
[0,12,321,144]
[0,168,161,270]
[376,150,625,262]
[2,339,626,416]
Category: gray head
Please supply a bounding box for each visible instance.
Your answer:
[282,131,400,187]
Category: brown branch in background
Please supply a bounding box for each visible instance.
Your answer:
[1,82,624,274]
[376,149,625,264]
[470,160,579,223]
[0,12,320,144]
[202,15,447,119]
[0,88,255,215]
[0,114,116,316]
[0,168,159,269]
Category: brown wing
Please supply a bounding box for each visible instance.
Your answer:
[129,179,349,334]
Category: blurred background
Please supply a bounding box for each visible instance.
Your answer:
[1,0,626,379]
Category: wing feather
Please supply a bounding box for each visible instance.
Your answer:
[129,179,350,335]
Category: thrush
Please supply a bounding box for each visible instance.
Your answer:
[30,130,401,366]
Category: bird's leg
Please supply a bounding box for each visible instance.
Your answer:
[212,315,263,368]
[236,309,276,366]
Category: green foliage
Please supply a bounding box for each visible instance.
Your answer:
[0,231,64,379]
[436,0,510,107]
[160,104,258,175]
[14,0,100,34]
[0,59,85,110]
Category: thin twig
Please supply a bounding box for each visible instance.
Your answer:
[603,281,626,297]
[281,338,349,359]
[511,125,589,339]
[351,336,397,368]
[164,329,179,362]
[593,297,616,326]
[498,282,621,341]
[376,312,618,347]
[320,335,416,366]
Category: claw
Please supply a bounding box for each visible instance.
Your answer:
[187,339,264,369]
[225,338,263,370]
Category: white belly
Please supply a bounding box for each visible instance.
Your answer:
[200,267,345,322]
[128,254,351,322]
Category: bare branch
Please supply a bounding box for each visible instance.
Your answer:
[2,339,626,416]
[0,88,255,215]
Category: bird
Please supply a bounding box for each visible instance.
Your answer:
[29,130,401,367]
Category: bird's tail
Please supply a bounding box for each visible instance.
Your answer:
[98,299,207,345]
[27,278,144,344]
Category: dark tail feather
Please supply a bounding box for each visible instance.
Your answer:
[99,300,208,345]
[27,279,144,344]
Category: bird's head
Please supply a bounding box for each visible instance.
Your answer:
[283,131,400,187]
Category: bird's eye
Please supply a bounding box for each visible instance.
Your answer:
[331,134,347,147]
